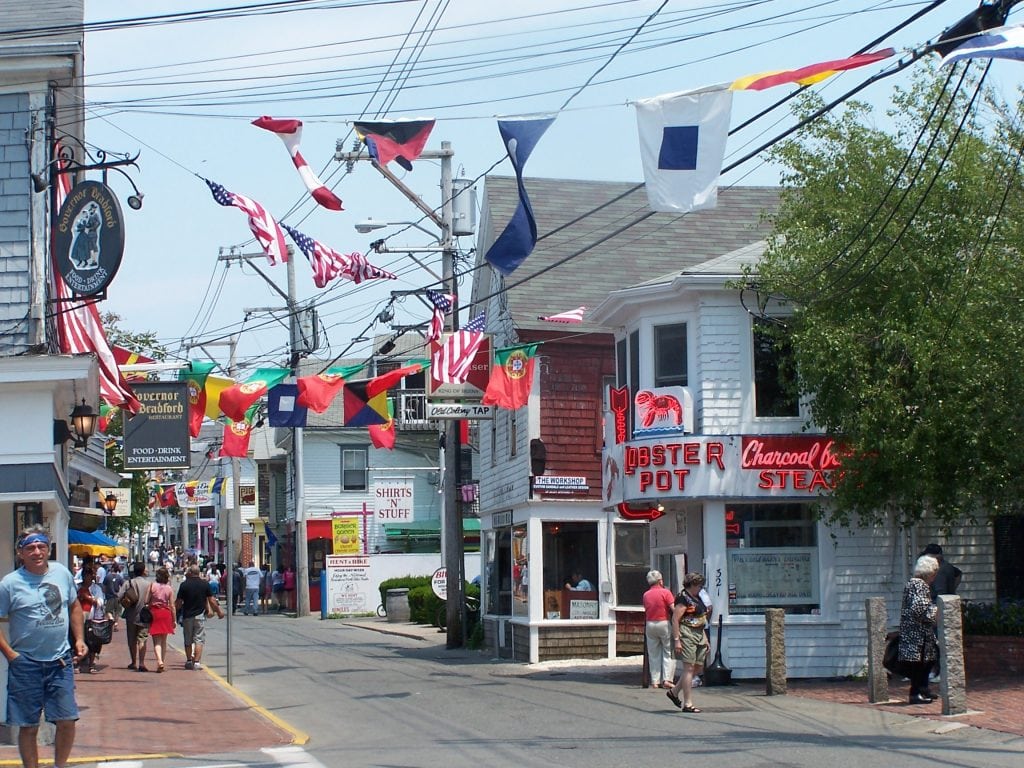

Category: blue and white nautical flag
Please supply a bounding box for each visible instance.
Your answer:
[940,24,1024,67]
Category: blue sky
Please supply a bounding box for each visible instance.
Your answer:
[79,0,1021,373]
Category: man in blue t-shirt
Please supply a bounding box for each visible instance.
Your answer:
[0,526,87,768]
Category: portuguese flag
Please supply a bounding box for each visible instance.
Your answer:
[296,363,366,413]
[368,399,396,450]
[220,404,259,458]
[219,368,289,422]
[482,344,539,410]
[179,361,217,437]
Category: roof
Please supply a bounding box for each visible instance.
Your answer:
[475,177,779,332]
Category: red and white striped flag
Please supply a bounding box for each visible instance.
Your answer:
[51,146,141,414]
[282,224,396,288]
[538,306,586,323]
[252,117,343,211]
[425,289,453,343]
[431,312,486,384]
[204,178,289,265]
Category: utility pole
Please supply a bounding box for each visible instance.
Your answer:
[334,140,466,646]
[217,247,309,617]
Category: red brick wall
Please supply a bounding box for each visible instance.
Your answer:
[534,335,615,500]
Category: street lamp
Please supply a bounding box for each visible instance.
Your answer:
[354,218,438,240]
[102,493,118,514]
[354,219,443,280]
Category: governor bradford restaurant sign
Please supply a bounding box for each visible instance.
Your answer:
[54,180,125,297]
[612,434,842,502]
[123,382,191,471]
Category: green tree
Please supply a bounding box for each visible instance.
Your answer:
[754,65,1024,529]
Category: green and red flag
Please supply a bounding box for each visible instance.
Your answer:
[219,368,289,423]
[296,363,365,413]
[344,363,422,427]
[368,399,396,450]
[220,404,259,458]
[482,344,539,410]
[179,361,218,437]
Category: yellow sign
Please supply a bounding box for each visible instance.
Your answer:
[332,517,361,555]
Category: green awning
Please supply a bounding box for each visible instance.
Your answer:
[383,518,480,535]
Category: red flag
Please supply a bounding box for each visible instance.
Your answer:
[158,485,178,508]
[729,49,895,91]
[218,368,289,423]
[482,344,539,410]
[220,406,258,458]
[296,364,366,413]
[112,345,156,381]
[204,178,288,265]
[51,145,141,414]
[368,400,396,450]
[353,119,435,171]
[252,116,343,211]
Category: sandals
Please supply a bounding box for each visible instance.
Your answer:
[137,665,149,673]
[666,690,682,709]
[682,705,702,713]
[157,664,165,673]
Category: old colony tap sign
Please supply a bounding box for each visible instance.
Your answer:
[617,434,842,501]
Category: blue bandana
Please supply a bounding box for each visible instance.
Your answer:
[17,533,50,549]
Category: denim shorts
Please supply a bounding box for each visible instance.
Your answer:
[5,653,79,726]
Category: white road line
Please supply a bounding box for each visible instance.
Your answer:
[263,745,328,767]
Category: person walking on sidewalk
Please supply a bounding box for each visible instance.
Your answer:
[175,564,224,670]
[242,561,261,616]
[270,565,284,612]
[101,562,123,628]
[0,525,87,768]
[899,554,940,705]
[76,566,104,674]
[121,562,153,672]
[260,563,272,614]
[666,573,709,714]
[643,570,676,690]
[283,565,296,611]
[146,567,176,673]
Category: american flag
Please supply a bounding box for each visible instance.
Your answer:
[538,306,586,324]
[283,224,396,287]
[204,179,288,265]
[51,145,141,414]
[431,312,486,384]
[425,289,452,342]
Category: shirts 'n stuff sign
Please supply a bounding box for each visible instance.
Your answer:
[323,555,371,614]
[123,382,191,470]
[54,180,125,296]
[726,548,819,610]
[332,517,362,555]
[374,480,414,522]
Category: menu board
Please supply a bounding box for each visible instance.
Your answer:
[727,547,818,607]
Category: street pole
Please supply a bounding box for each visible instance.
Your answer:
[226,336,239,685]
[288,252,310,618]
[439,141,465,648]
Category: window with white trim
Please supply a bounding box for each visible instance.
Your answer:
[340,447,368,491]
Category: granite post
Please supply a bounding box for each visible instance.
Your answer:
[866,597,889,703]
[765,608,786,695]
[937,594,966,715]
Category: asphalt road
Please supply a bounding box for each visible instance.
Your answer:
[110,614,1023,768]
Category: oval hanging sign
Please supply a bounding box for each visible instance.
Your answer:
[54,180,125,296]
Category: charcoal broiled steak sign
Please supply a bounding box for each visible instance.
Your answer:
[54,180,125,296]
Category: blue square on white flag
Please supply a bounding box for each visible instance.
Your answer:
[659,126,699,170]
[635,84,732,213]
[268,383,307,427]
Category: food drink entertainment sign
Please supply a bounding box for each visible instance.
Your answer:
[123,382,191,470]
[54,181,125,296]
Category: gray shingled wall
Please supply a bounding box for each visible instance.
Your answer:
[0,93,31,352]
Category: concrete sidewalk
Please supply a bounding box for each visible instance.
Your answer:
[0,620,299,767]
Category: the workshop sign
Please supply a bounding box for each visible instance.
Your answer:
[54,180,125,296]
[123,382,190,470]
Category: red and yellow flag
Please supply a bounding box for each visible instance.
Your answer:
[730,49,894,91]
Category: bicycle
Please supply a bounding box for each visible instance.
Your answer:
[376,602,387,618]
[435,593,480,631]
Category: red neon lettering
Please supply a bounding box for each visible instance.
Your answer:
[682,443,699,464]
[706,442,725,470]
[742,437,841,471]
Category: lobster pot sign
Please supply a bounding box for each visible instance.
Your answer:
[634,386,694,436]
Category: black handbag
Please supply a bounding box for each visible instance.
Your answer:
[85,618,113,646]
[138,606,153,625]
